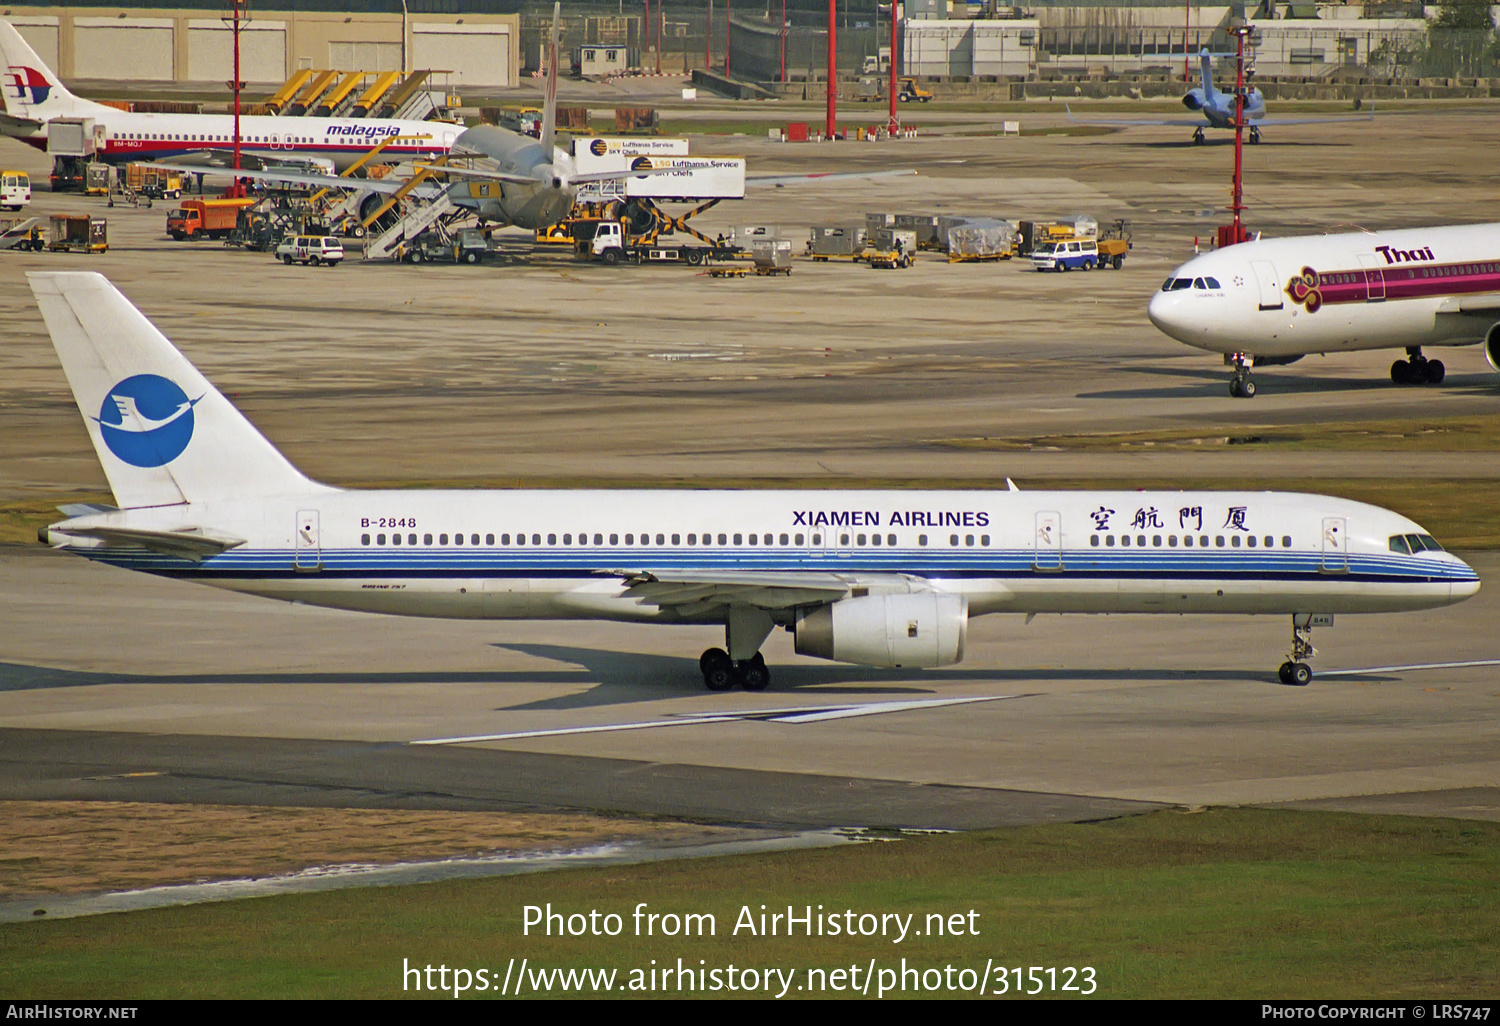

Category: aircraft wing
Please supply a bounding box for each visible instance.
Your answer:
[413,163,545,186]
[613,568,919,613]
[1063,103,1374,128]
[145,162,442,198]
[51,524,247,561]
[1436,293,1500,315]
[1242,111,1376,127]
[746,169,917,188]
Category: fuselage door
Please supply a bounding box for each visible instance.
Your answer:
[1034,511,1063,571]
[295,509,322,571]
[1252,260,1284,311]
[1357,253,1386,301]
[1320,516,1348,573]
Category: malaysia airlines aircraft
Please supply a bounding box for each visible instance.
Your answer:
[1148,223,1500,397]
[0,20,455,171]
[31,273,1477,689]
[1066,49,1372,145]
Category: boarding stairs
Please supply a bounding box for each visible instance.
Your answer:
[363,193,457,261]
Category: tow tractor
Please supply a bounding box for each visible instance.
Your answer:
[399,227,500,265]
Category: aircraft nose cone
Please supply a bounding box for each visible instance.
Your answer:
[1147,290,1190,342]
[1449,557,1481,602]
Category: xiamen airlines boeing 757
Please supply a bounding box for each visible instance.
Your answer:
[32,273,1478,690]
[1149,223,1500,397]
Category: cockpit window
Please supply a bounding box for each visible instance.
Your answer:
[1204,276,1221,289]
[1398,533,1445,553]
[1160,278,1195,292]
[1388,535,1411,555]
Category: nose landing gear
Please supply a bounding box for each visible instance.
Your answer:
[1277,614,1323,686]
[1192,127,1207,145]
[1228,353,1257,398]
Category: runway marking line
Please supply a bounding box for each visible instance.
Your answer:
[409,694,1019,746]
[1321,658,1500,677]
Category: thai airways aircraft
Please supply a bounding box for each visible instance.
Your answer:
[0,19,455,170]
[1148,223,1500,397]
[30,272,1478,689]
[1066,49,1372,145]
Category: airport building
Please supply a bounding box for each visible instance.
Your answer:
[2,2,520,87]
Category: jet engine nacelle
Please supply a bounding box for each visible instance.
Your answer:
[794,593,967,668]
[1485,322,1500,374]
[1182,89,1207,111]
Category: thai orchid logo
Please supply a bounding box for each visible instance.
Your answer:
[1284,266,1322,313]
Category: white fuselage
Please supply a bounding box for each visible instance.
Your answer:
[11,102,458,172]
[51,487,1478,623]
[1148,223,1500,361]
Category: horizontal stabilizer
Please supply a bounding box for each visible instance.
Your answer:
[50,523,246,561]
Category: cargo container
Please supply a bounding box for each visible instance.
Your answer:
[808,224,867,259]
[48,214,108,253]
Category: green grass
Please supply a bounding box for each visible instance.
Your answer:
[3,809,1496,998]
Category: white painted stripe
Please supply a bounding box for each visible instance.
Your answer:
[1322,658,1500,676]
[410,695,1018,745]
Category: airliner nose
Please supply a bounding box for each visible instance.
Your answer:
[1449,556,1481,602]
[1147,290,1190,342]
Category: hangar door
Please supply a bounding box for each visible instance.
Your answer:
[412,24,511,87]
[187,21,287,83]
[12,21,59,71]
[328,41,402,73]
[74,18,174,81]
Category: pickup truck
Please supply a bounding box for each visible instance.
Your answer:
[276,235,345,266]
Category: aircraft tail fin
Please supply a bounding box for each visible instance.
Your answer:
[28,272,331,510]
[1198,47,1216,100]
[0,20,98,121]
[539,2,559,157]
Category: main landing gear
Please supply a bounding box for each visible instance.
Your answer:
[1228,353,1257,398]
[1391,347,1445,386]
[1192,127,1206,145]
[1277,614,1320,686]
[1248,125,1262,145]
[701,605,775,692]
[699,648,770,691]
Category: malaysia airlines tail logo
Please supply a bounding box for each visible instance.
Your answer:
[93,375,203,468]
[5,66,51,106]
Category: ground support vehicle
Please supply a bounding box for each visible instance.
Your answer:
[898,77,933,102]
[48,214,108,253]
[576,220,737,267]
[707,266,747,278]
[1,171,30,211]
[168,198,257,241]
[1031,238,1100,272]
[399,228,498,265]
[1,217,45,251]
[1095,219,1133,270]
[125,164,183,200]
[865,247,915,269]
[276,235,344,266]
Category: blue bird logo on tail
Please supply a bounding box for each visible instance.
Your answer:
[94,375,203,467]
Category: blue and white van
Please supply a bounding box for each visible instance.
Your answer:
[1031,238,1098,272]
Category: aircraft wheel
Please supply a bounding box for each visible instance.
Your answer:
[1278,661,1296,685]
[740,653,770,692]
[1391,359,1412,384]
[1241,378,1256,398]
[1291,662,1312,686]
[1425,359,1445,384]
[701,648,735,691]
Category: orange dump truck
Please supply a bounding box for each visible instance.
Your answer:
[167,198,256,241]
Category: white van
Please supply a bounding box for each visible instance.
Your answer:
[276,235,344,266]
[1,171,31,211]
[1031,238,1099,272]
